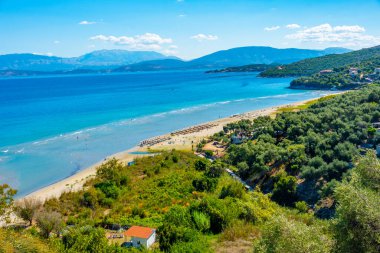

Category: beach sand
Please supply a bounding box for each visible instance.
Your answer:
[23,95,339,202]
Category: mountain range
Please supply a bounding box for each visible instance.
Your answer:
[0,47,351,75]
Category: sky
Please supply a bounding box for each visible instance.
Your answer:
[1,0,380,60]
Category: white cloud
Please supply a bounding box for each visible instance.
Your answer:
[33,52,53,56]
[285,23,380,47]
[90,33,176,52]
[264,26,280,31]
[79,20,97,25]
[178,14,186,18]
[190,34,218,42]
[53,40,60,44]
[91,33,172,46]
[286,24,301,29]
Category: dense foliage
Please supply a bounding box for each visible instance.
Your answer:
[260,45,380,77]
[290,56,380,89]
[219,86,380,210]
[205,64,277,73]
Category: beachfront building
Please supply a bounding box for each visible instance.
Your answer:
[124,226,156,248]
[319,69,333,75]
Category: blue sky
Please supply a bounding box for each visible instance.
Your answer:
[1,0,380,59]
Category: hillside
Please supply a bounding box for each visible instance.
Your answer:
[114,59,187,72]
[261,45,380,77]
[205,63,278,73]
[290,56,380,89]
[1,87,379,252]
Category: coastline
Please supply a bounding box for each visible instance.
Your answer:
[23,93,345,202]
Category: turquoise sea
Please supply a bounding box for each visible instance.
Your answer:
[0,70,334,196]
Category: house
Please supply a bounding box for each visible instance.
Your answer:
[374,68,380,75]
[349,67,359,76]
[124,226,156,248]
[373,122,380,128]
[319,69,333,75]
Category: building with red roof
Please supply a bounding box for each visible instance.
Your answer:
[124,226,156,248]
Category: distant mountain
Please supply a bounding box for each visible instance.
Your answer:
[76,50,179,68]
[261,45,380,77]
[0,50,177,71]
[0,46,351,75]
[114,59,187,72]
[112,46,351,73]
[188,46,351,68]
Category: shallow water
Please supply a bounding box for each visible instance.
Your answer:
[0,70,334,196]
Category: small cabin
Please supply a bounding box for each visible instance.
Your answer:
[124,226,156,248]
[319,69,333,75]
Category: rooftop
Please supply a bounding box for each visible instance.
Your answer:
[124,226,154,239]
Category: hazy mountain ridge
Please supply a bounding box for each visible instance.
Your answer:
[0,47,350,74]
[0,50,176,71]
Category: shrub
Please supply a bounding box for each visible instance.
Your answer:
[219,182,245,199]
[192,211,210,232]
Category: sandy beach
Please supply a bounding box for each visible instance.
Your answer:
[23,95,339,202]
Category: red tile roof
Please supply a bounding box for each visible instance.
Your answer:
[124,226,154,239]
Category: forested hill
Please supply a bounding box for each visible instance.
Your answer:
[260,45,380,77]
[205,63,278,73]
[290,56,380,89]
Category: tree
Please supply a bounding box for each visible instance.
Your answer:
[14,198,42,226]
[0,184,17,224]
[271,174,298,206]
[35,210,63,238]
[194,160,208,171]
[334,152,380,253]
[61,226,112,253]
[219,182,245,199]
[253,215,334,253]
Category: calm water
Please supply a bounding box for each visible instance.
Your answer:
[0,70,334,196]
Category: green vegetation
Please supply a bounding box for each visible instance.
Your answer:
[261,45,380,77]
[290,56,380,89]
[1,86,380,252]
[205,64,277,73]
[219,86,380,210]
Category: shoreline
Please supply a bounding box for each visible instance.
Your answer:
[23,92,345,202]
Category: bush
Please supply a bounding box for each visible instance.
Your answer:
[219,182,245,199]
[271,174,298,206]
[192,177,217,192]
[191,211,210,232]
[194,160,208,171]
[295,201,309,213]
[61,226,111,253]
[253,215,334,253]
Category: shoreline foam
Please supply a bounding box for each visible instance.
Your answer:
[23,93,346,202]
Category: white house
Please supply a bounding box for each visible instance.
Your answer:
[124,226,156,248]
[349,67,359,76]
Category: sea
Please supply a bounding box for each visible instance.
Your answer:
[0,70,335,196]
